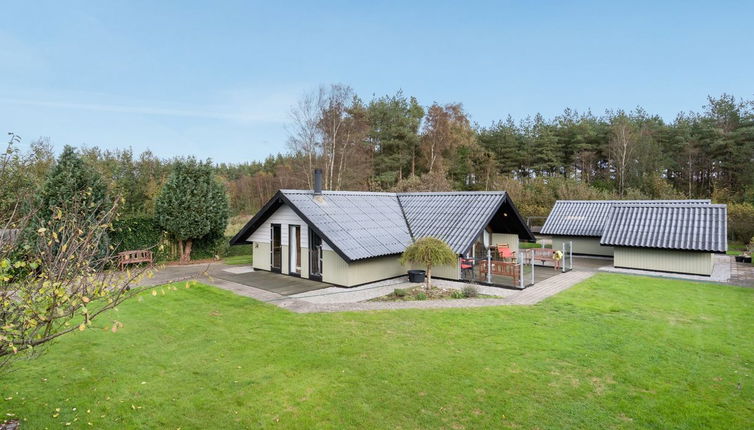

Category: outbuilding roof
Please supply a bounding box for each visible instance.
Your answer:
[600,204,727,252]
[540,200,711,237]
[230,190,535,262]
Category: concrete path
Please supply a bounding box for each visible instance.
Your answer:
[135,262,595,313]
[503,271,595,305]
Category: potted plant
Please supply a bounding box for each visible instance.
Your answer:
[743,237,754,264]
[400,237,457,290]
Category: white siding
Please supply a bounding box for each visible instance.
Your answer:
[614,247,713,276]
[246,204,314,275]
[253,242,271,271]
[492,233,519,252]
[552,236,613,256]
[246,204,308,246]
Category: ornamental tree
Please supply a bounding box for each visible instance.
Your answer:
[0,190,149,373]
[399,237,457,290]
[155,158,228,263]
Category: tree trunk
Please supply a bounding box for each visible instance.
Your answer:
[178,239,184,263]
[183,239,193,263]
[425,264,432,290]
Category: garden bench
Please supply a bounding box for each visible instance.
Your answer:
[526,248,555,266]
[117,249,153,270]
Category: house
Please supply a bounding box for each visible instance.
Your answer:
[600,203,727,276]
[540,200,711,256]
[229,170,535,287]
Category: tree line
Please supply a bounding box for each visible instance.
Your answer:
[2,88,753,240]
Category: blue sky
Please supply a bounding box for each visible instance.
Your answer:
[1,1,752,163]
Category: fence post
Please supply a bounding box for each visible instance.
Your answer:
[519,253,524,289]
[562,242,566,273]
[530,249,534,286]
[486,248,491,284]
[569,240,573,271]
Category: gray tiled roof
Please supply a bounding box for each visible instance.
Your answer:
[398,192,508,254]
[600,204,727,252]
[282,190,412,261]
[540,200,711,237]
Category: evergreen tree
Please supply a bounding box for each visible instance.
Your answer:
[155,158,229,263]
[367,91,424,187]
[39,145,108,216]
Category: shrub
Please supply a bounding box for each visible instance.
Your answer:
[393,288,407,297]
[462,285,479,298]
[111,216,166,257]
[451,290,464,299]
[416,292,427,301]
[728,203,754,242]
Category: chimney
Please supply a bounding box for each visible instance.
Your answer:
[313,168,323,195]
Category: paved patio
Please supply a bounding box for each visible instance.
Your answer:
[134,261,595,312]
[211,268,330,295]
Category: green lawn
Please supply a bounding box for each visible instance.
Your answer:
[520,242,552,249]
[2,274,753,429]
[223,254,252,265]
[727,241,745,256]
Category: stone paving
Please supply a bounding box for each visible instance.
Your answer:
[599,254,751,286]
[136,262,595,313]
[730,260,754,287]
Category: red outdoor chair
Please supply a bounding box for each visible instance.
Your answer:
[496,244,515,260]
[460,257,476,281]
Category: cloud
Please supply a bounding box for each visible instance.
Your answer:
[0,97,285,123]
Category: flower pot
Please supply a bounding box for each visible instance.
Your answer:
[408,270,426,283]
[735,255,745,262]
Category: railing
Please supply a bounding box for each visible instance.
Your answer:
[460,250,533,289]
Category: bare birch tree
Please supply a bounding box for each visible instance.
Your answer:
[608,112,638,196]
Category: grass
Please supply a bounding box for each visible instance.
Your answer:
[520,242,552,249]
[2,274,753,429]
[727,241,747,256]
[223,254,252,265]
[519,242,542,249]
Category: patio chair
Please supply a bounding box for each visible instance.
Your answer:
[496,244,516,261]
[460,257,475,282]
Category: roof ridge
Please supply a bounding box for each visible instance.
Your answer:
[553,199,711,203]
[398,191,507,196]
[611,203,725,207]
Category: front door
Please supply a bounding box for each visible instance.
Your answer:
[309,229,323,281]
[289,225,301,276]
[270,224,282,273]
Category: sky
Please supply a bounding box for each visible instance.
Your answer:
[1,1,753,163]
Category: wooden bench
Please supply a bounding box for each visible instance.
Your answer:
[478,259,520,286]
[117,250,153,270]
[525,248,556,266]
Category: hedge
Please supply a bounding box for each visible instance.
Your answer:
[111,217,239,262]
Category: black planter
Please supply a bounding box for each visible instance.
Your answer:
[735,255,745,262]
[743,256,753,264]
[408,270,426,283]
